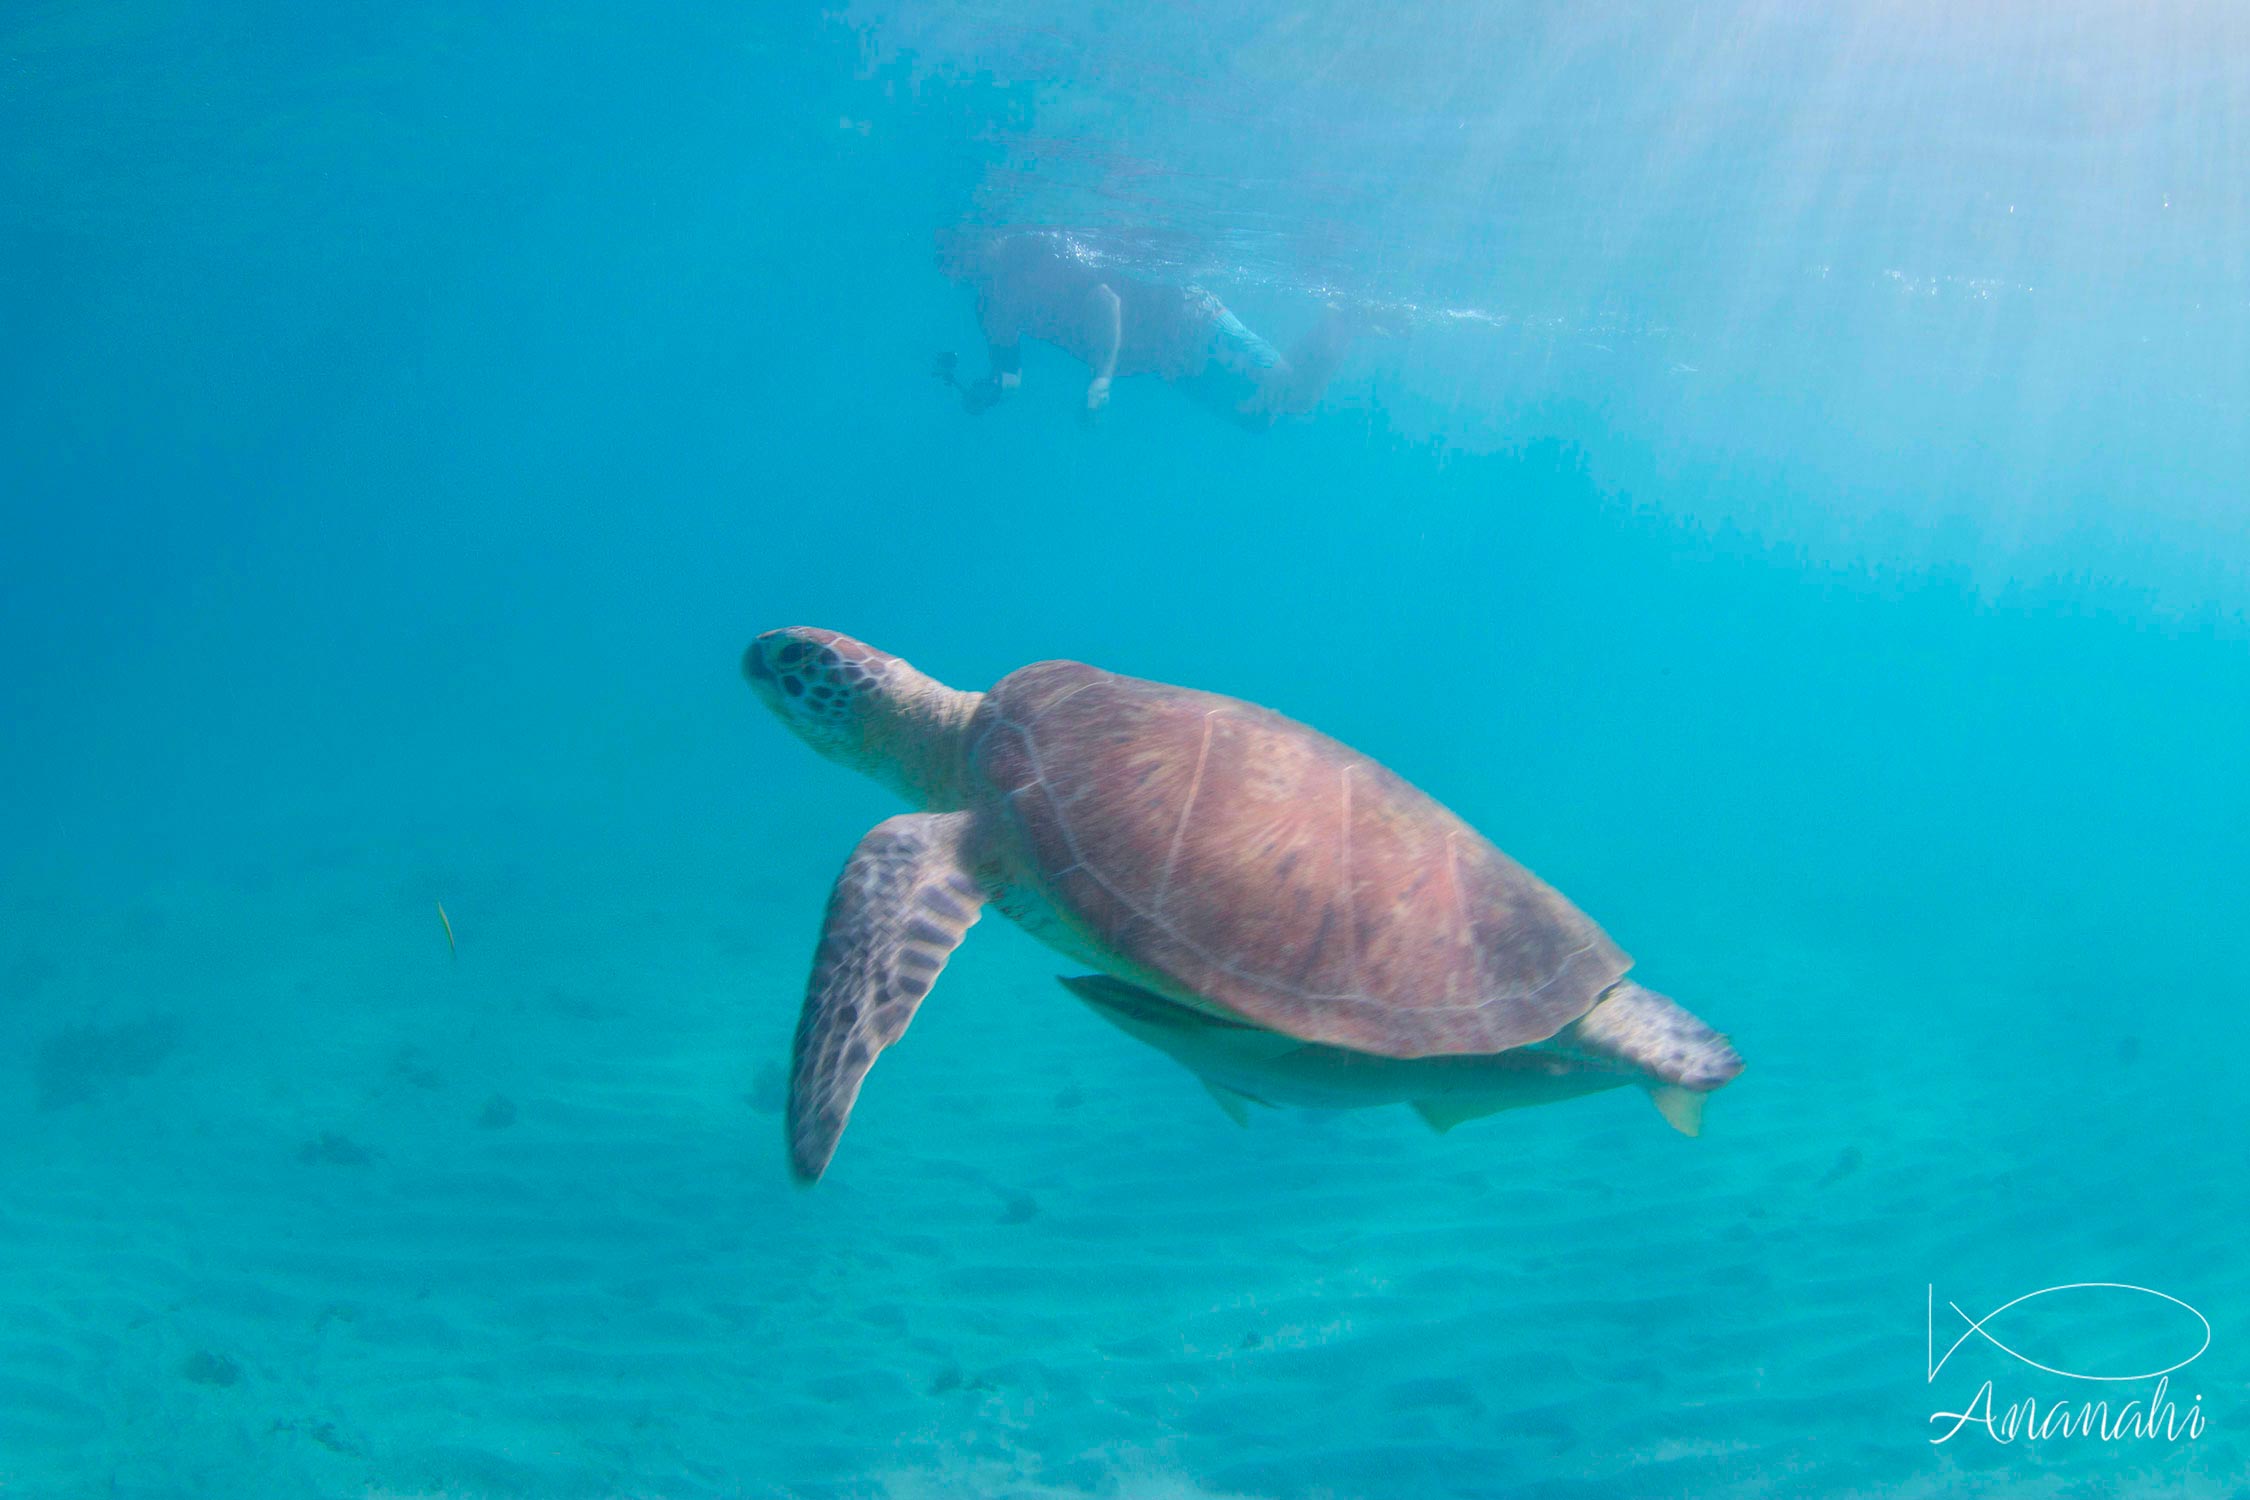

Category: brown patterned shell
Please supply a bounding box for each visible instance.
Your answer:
[965,660,1630,1059]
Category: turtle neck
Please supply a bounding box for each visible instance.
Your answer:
[863,673,984,812]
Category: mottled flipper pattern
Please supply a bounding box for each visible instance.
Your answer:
[788,812,986,1183]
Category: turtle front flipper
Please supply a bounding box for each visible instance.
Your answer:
[787,812,987,1183]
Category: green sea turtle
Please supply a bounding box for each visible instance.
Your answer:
[745,628,1743,1183]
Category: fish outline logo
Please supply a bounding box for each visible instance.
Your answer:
[1928,1283,2210,1384]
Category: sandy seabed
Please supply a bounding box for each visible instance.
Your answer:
[1,817,2240,1500]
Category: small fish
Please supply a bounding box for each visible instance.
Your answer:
[1814,1145,1863,1189]
[436,900,456,958]
[298,1131,377,1167]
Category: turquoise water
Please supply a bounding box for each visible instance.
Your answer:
[4,2,2247,1496]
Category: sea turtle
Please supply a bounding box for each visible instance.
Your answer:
[745,628,1743,1183]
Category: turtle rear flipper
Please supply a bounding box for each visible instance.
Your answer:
[787,812,986,1183]
[1563,981,1742,1138]
[1648,1085,1706,1137]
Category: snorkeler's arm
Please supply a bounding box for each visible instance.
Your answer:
[978,293,1026,387]
[956,336,1019,415]
[954,300,1024,414]
[986,335,1023,387]
[1086,283,1121,408]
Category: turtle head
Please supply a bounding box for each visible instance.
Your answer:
[743,628,980,808]
[744,628,898,760]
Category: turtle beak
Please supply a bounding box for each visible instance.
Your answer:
[743,643,779,691]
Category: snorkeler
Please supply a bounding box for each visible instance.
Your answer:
[933,227,1365,430]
